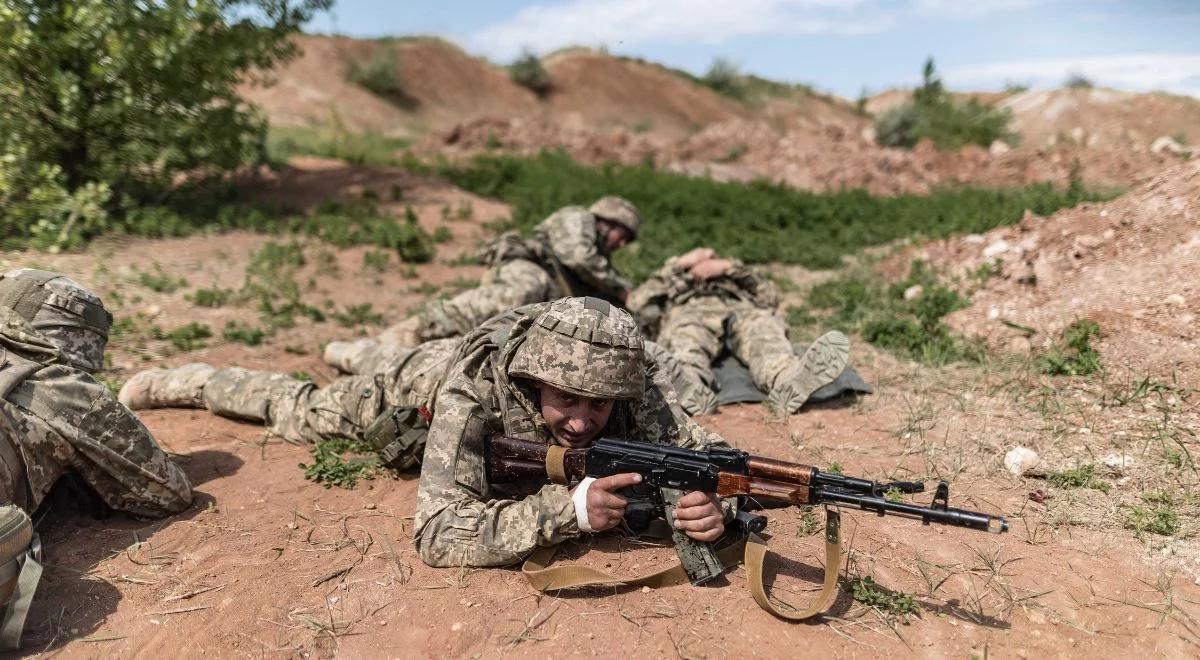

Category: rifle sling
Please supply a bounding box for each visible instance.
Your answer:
[519,507,843,620]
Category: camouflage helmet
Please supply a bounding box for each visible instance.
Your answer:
[508,297,646,400]
[0,269,112,373]
[588,196,642,237]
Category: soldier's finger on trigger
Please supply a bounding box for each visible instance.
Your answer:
[676,490,712,508]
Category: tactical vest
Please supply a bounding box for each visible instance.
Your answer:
[478,233,588,300]
[0,505,42,650]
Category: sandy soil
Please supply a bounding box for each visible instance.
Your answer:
[6,161,1200,658]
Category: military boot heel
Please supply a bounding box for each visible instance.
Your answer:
[768,331,850,415]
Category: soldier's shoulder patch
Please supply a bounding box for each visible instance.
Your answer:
[452,411,488,498]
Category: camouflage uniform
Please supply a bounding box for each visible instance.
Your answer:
[413,298,729,568]
[628,256,847,413]
[0,274,191,517]
[370,200,638,349]
[121,339,459,448]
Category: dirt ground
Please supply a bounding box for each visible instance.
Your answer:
[6,162,1200,658]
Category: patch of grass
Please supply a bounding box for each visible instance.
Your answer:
[222,320,267,346]
[1046,464,1110,493]
[848,577,920,621]
[135,266,188,294]
[242,241,326,331]
[290,370,313,381]
[1041,319,1102,376]
[299,438,382,489]
[797,506,822,536]
[432,226,453,243]
[1125,506,1180,538]
[826,462,844,475]
[795,260,979,365]
[297,199,434,262]
[345,46,411,104]
[268,124,413,167]
[152,322,212,352]
[362,249,391,273]
[439,150,1107,283]
[332,303,385,327]
[189,287,233,308]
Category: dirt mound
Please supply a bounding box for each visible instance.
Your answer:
[1001,88,1200,150]
[425,113,1180,195]
[240,35,539,136]
[919,160,1200,384]
[541,51,744,136]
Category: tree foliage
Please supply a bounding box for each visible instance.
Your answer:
[875,58,1017,151]
[0,0,330,250]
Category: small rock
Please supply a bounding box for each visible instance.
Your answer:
[1103,452,1135,472]
[140,304,162,318]
[988,307,1001,320]
[1150,136,1189,156]
[1005,447,1042,477]
[964,234,986,245]
[983,239,1011,259]
[451,622,463,632]
[641,586,651,593]
[903,284,924,301]
[988,139,1012,156]
[1166,293,1187,307]
[363,503,377,510]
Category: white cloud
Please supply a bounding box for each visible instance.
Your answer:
[913,0,1040,18]
[946,53,1200,97]
[468,0,884,60]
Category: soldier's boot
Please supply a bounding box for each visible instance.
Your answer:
[118,363,215,410]
[767,331,850,415]
[377,316,422,349]
[323,338,378,374]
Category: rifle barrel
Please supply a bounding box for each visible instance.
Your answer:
[818,489,1007,533]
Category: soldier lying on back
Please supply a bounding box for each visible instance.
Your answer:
[0,269,192,517]
[628,247,850,414]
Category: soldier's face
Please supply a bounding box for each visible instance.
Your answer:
[537,383,616,448]
[598,220,634,252]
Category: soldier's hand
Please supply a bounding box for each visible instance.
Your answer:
[578,473,642,531]
[689,258,734,281]
[675,247,716,269]
[672,491,725,542]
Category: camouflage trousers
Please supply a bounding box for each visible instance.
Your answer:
[658,298,804,398]
[387,259,557,344]
[201,339,457,445]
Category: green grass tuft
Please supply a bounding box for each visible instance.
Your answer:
[299,439,382,489]
[1041,319,1102,376]
[1047,464,1110,493]
[849,577,920,620]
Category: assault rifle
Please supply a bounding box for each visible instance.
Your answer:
[488,435,1007,596]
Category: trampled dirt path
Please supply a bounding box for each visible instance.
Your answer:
[6,162,1199,658]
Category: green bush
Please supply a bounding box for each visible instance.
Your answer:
[1041,319,1102,376]
[875,58,1017,150]
[346,46,401,97]
[509,50,553,97]
[298,199,434,262]
[0,0,330,251]
[1064,73,1095,90]
[700,57,745,100]
[267,124,411,167]
[795,260,978,365]
[440,150,1109,283]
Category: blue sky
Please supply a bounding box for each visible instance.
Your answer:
[306,0,1200,98]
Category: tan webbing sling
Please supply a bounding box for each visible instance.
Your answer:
[521,448,844,620]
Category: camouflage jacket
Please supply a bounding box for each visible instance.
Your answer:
[412,303,728,568]
[0,308,192,516]
[481,207,631,302]
[627,257,780,337]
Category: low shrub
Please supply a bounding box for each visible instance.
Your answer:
[875,58,1017,150]
[509,50,553,97]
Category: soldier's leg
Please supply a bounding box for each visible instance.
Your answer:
[342,260,553,364]
[644,340,718,416]
[658,304,726,394]
[730,310,849,413]
[323,337,409,375]
[202,368,388,444]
